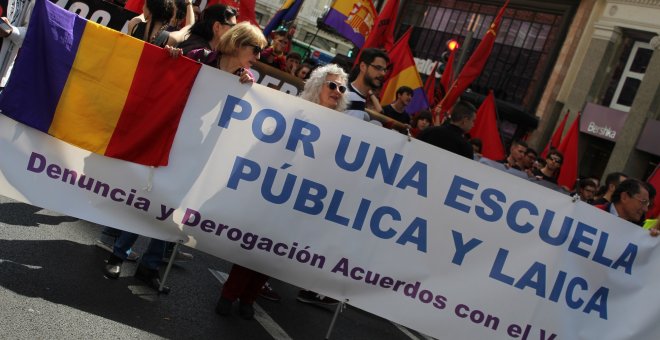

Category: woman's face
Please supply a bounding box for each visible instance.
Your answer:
[236,41,261,69]
[215,16,237,39]
[319,74,345,110]
[296,66,311,80]
[416,118,430,130]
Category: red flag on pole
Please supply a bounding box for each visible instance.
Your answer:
[557,113,580,190]
[208,0,259,26]
[647,165,660,219]
[423,62,438,108]
[433,0,509,122]
[541,111,569,159]
[353,0,399,65]
[439,48,456,98]
[469,90,505,160]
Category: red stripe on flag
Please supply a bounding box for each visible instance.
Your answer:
[105,44,201,166]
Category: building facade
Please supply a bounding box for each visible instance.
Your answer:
[532,0,660,182]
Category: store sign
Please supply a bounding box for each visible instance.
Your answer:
[579,103,628,141]
[636,118,660,156]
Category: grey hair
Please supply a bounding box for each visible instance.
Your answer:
[299,64,349,112]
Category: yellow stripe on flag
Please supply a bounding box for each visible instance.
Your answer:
[49,21,144,154]
[380,66,420,105]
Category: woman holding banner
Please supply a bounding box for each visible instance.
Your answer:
[216,63,350,319]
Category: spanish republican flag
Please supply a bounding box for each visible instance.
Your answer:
[0,0,200,166]
[263,0,305,36]
[323,0,377,48]
[380,28,429,114]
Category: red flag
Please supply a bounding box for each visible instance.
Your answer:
[469,90,505,160]
[557,113,580,190]
[439,47,455,98]
[541,111,569,158]
[423,62,438,108]
[124,0,144,13]
[208,0,259,26]
[353,0,399,65]
[434,0,509,122]
[647,166,660,219]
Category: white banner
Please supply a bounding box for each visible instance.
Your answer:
[1,65,659,339]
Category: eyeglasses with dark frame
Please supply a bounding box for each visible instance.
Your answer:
[325,81,347,94]
[368,64,389,73]
[549,156,562,164]
[244,43,262,56]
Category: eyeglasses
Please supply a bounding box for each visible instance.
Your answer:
[549,156,562,164]
[632,196,651,207]
[325,81,347,94]
[368,64,389,73]
[244,43,262,56]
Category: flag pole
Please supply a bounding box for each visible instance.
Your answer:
[303,27,322,60]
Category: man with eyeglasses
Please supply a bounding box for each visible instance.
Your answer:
[532,150,563,184]
[596,179,658,237]
[346,48,390,124]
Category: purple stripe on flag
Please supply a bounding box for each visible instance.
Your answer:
[323,9,366,47]
[406,88,430,114]
[0,0,85,132]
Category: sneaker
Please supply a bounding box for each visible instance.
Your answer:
[103,254,123,279]
[296,290,339,306]
[95,239,140,262]
[215,297,233,316]
[259,283,281,302]
[163,250,194,263]
[238,303,255,320]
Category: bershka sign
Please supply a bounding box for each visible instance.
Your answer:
[587,121,617,139]
[579,103,629,141]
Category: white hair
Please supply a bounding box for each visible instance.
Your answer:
[299,64,349,112]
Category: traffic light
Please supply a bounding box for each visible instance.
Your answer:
[446,39,460,52]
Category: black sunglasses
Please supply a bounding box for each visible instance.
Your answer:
[325,81,346,94]
[244,43,262,56]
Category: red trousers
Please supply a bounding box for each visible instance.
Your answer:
[221,265,269,304]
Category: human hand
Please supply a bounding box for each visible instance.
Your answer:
[238,68,255,84]
[0,17,13,38]
[165,45,182,59]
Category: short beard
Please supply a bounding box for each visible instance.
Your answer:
[365,73,382,90]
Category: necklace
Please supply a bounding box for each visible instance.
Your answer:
[150,23,169,45]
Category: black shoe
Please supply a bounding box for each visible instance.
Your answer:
[103,254,123,279]
[215,297,232,316]
[238,303,255,320]
[134,264,170,294]
[297,290,339,306]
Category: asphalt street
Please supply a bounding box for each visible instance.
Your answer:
[0,194,434,339]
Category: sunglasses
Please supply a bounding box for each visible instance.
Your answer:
[549,157,562,164]
[244,43,262,56]
[221,22,236,28]
[325,81,346,93]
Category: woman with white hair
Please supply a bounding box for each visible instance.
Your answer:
[295,63,349,306]
[299,63,349,112]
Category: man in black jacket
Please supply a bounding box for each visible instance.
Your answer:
[417,100,476,159]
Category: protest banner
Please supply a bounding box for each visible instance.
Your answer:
[1,61,660,338]
[1,2,659,337]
